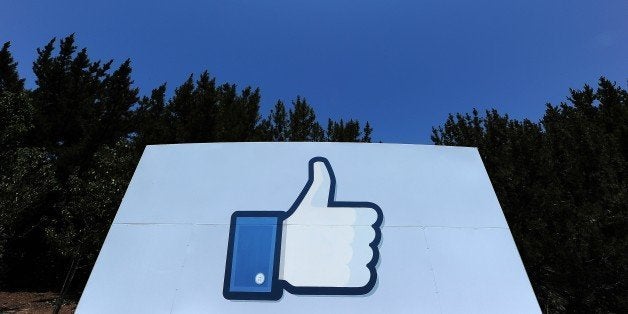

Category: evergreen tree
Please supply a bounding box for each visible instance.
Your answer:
[31,35,138,176]
[214,84,261,142]
[287,96,320,141]
[432,77,627,313]
[327,118,370,142]
[165,71,220,143]
[0,42,25,94]
[46,139,137,295]
[270,100,288,141]
[134,84,171,147]
[169,74,201,142]
[26,34,139,292]
[0,91,59,289]
[0,35,374,298]
[362,121,373,142]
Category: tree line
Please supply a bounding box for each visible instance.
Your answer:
[0,35,372,296]
[1,34,626,313]
[432,78,627,313]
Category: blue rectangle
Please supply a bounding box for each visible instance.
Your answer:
[229,216,278,292]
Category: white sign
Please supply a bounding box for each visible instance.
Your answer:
[77,143,540,313]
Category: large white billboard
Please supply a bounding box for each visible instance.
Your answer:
[77,143,540,313]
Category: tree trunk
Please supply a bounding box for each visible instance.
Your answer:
[53,255,79,314]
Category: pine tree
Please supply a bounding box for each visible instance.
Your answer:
[169,74,200,142]
[288,96,318,141]
[362,121,373,142]
[327,119,362,142]
[135,84,171,147]
[31,34,138,176]
[0,42,25,94]
[0,35,375,297]
[0,91,59,289]
[270,100,288,141]
[215,84,261,141]
[27,34,139,294]
[432,77,627,313]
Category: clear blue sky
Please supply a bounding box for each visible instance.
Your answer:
[2,0,626,143]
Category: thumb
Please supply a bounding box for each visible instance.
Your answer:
[300,158,335,208]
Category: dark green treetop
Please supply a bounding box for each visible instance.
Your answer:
[0,42,25,94]
[432,77,627,313]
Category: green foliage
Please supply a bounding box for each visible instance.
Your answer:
[432,78,628,313]
[286,97,323,141]
[0,91,60,288]
[269,100,289,141]
[31,35,139,178]
[327,118,364,142]
[134,79,376,144]
[1,92,33,149]
[261,97,372,142]
[45,140,138,289]
[0,35,373,294]
[134,84,171,146]
[2,33,624,314]
[0,42,25,94]
[362,121,372,143]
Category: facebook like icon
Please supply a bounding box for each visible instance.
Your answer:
[223,157,383,300]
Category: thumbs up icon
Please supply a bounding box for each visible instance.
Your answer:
[223,157,383,300]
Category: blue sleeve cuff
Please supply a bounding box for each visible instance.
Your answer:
[223,212,283,300]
